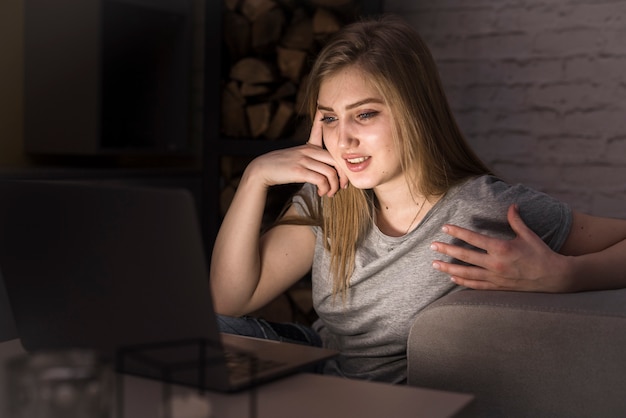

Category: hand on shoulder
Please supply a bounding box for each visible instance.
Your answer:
[430,204,575,292]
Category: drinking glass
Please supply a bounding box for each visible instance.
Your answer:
[6,349,113,418]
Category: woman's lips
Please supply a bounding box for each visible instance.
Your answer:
[344,155,371,172]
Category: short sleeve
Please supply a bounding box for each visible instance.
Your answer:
[291,183,317,217]
[509,183,572,251]
[453,176,573,253]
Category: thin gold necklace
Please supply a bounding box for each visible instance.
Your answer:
[403,198,426,235]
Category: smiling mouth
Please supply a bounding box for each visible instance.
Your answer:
[346,156,370,164]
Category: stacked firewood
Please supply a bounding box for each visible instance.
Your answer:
[221,0,361,141]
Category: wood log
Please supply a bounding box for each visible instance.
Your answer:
[221,82,249,137]
[246,102,272,137]
[220,0,363,140]
[281,15,314,50]
[309,0,358,19]
[295,74,309,115]
[313,8,342,37]
[230,57,276,84]
[276,47,307,84]
[271,81,298,100]
[221,156,253,181]
[222,11,251,61]
[251,7,286,54]
[265,101,295,140]
[223,0,240,12]
[292,117,312,143]
[240,82,271,97]
[225,81,246,104]
[273,0,300,11]
[309,0,354,9]
[220,155,234,182]
[220,155,254,180]
[241,0,277,22]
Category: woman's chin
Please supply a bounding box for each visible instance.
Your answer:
[345,178,376,190]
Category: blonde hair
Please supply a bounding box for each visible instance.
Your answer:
[286,15,491,297]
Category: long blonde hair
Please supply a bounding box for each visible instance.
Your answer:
[286,15,491,297]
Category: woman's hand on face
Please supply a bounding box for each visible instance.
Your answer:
[249,113,349,197]
[430,204,571,292]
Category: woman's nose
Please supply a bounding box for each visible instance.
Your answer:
[337,120,357,149]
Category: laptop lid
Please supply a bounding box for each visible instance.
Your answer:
[0,180,336,391]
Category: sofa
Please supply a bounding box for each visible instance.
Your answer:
[407,288,626,417]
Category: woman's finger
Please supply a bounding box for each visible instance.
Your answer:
[430,240,489,268]
[307,112,325,148]
[439,224,498,253]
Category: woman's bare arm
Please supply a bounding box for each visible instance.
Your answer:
[210,116,347,315]
[430,205,626,292]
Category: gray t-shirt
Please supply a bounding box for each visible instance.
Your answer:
[293,175,572,384]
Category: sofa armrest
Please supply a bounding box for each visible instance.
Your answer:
[407,289,626,417]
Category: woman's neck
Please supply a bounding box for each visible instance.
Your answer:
[374,182,431,237]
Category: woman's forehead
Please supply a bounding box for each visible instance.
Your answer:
[318,67,385,109]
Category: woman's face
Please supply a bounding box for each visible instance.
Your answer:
[317,66,404,193]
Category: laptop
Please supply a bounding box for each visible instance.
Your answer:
[0,180,337,392]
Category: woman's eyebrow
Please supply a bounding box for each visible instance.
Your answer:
[317,98,384,112]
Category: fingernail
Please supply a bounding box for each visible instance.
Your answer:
[432,261,441,270]
[430,243,438,251]
[441,226,449,233]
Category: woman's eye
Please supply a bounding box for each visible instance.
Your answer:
[320,116,337,124]
[358,111,378,120]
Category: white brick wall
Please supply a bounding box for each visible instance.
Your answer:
[384,0,626,217]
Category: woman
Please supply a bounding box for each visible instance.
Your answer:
[210,15,626,384]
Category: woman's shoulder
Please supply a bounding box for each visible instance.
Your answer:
[458,175,563,204]
[292,183,320,217]
[445,174,558,214]
[448,174,571,228]
[449,175,511,201]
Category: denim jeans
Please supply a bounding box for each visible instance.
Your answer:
[217,314,323,347]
